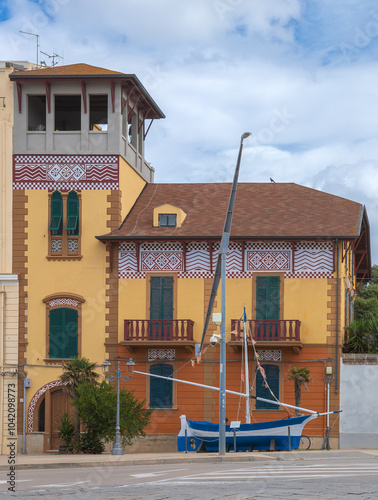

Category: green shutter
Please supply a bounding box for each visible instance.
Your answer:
[150,277,162,320]
[49,308,64,358]
[256,364,280,410]
[66,191,79,233]
[49,191,63,233]
[150,364,173,408]
[161,277,173,319]
[49,308,78,359]
[150,277,173,320]
[256,276,280,320]
[64,308,78,358]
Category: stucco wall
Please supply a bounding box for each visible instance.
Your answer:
[340,355,378,449]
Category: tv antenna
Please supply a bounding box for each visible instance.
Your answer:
[19,31,40,67]
[40,50,63,67]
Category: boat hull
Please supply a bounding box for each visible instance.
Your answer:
[177,414,316,452]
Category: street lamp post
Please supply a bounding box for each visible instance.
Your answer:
[101,358,135,455]
[218,132,251,455]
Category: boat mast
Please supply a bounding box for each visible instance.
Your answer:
[243,308,251,424]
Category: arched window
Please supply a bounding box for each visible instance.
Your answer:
[49,191,63,235]
[48,307,78,359]
[43,293,85,361]
[150,363,173,408]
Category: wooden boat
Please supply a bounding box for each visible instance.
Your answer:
[177,413,317,452]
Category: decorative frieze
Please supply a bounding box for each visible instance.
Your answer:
[257,350,282,362]
[13,154,119,191]
[118,241,334,280]
[148,349,176,361]
[49,298,79,308]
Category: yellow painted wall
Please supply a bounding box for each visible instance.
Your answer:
[176,279,204,341]
[119,156,147,219]
[284,278,329,343]
[118,278,146,339]
[118,278,205,342]
[24,188,110,405]
[118,275,333,344]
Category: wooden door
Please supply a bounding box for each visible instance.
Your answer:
[50,389,75,451]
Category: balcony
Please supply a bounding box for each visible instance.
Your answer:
[230,319,303,354]
[122,319,195,352]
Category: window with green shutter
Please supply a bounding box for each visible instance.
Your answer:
[256,276,280,320]
[48,308,78,359]
[149,276,174,339]
[256,276,280,339]
[49,191,63,235]
[66,191,79,235]
[150,363,173,408]
[256,364,280,410]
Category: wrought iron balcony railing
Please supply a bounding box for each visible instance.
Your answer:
[231,319,301,343]
[124,319,194,342]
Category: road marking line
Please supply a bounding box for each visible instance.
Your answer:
[131,467,188,478]
[36,480,90,488]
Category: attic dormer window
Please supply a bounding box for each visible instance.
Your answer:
[159,214,177,227]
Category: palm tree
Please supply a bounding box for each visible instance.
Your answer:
[60,357,99,440]
[287,366,312,416]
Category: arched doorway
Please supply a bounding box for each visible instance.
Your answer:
[30,382,75,452]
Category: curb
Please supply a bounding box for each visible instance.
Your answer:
[0,453,277,471]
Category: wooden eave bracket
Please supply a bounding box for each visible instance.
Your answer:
[121,85,135,115]
[128,94,141,122]
[144,118,154,139]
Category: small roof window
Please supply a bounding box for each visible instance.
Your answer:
[158,214,177,227]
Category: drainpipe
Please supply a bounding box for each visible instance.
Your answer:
[335,239,339,391]
[18,371,29,454]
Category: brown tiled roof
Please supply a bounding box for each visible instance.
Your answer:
[98,183,364,240]
[9,63,124,78]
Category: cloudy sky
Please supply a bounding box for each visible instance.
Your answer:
[1,0,377,264]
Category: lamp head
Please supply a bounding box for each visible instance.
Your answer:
[101,359,111,375]
[127,358,135,375]
[241,132,252,141]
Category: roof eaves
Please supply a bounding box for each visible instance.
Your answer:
[9,71,165,118]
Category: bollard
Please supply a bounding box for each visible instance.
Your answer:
[288,426,291,451]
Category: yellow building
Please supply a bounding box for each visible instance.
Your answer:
[9,63,164,452]
[97,182,371,450]
[9,63,371,453]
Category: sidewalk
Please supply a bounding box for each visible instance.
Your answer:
[1,449,378,471]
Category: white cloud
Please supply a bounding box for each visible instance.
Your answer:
[1,0,377,262]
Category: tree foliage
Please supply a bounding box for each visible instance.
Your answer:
[343,317,378,354]
[287,367,312,416]
[74,380,152,447]
[59,357,100,441]
[59,357,99,396]
[354,265,378,321]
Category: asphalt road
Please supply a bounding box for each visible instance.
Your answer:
[2,453,378,499]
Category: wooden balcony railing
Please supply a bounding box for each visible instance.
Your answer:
[124,319,194,342]
[231,319,301,343]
